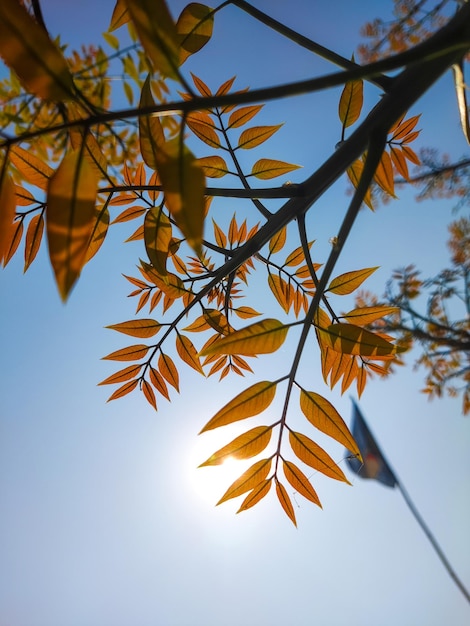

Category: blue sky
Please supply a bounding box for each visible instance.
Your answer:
[1,1,469,625]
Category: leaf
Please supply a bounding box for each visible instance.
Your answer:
[217,458,272,505]
[233,306,261,319]
[342,305,399,325]
[106,318,161,338]
[237,479,272,513]
[46,150,99,301]
[268,274,291,314]
[200,425,272,467]
[176,334,205,375]
[102,344,150,361]
[2,216,22,266]
[144,206,172,276]
[299,390,362,459]
[320,323,405,358]
[199,381,277,433]
[99,364,142,385]
[237,125,282,150]
[106,379,139,402]
[109,0,129,31]
[269,226,287,254]
[23,213,44,272]
[285,242,313,267]
[251,159,301,180]
[177,3,214,64]
[187,112,221,148]
[10,146,53,190]
[327,267,378,295]
[0,172,17,266]
[289,430,351,483]
[84,206,109,264]
[338,77,363,128]
[347,158,373,210]
[227,105,263,129]
[159,352,180,391]
[275,480,297,526]
[203,309,230,335]
[200,319,289,357]
[197,155,229,178]
[149,366,170,400]
[374,150,395,196]
[0,0,74,100]
[125,0,180,79]
[282,460,321,507]
[391,114,420,141]
[142,379,157,410]
[390,146,409,180]
[139,76,166,170]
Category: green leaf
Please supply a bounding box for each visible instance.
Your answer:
[199,425,273,466]
[199,319,289,356]
[327,267,378,295]
[199,381,277,433]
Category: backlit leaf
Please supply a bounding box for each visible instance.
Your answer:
[268,274,291,313]
[228,105,263,129]
[187,112,221,148]
[125,0,179,79]
[109,0,129,30]
[269,226,287,254]
[320,323,405,358]
[46,150,99,301]
[342,305,399,325]
[217,458,272,505]
[282,460,321,507]
[0,0,74,100]
[199,381,277,433]
[284,242,313,267]
[339,77,363,128]
[347,158,373,210]
[144,206,172,276]
[327,267,378,295]
[233,306,261,319]
[177,3,214,64]
[176,334,205,374]
[237,479,272,513]
[275,480,296,526]
[390,146,409,180]
[142,379,157,409]
[159,352,180,391]
[0,172,17,266]
[99,364,142,385]
[203,309,230,335]
[139,76,166,170]
[251,158,301,180]
[197,156,229,178]
[106,378,139,402]
[102,344,150,361]
[289,430,351,484]
[84,206,109,264]
[111,206,147,224]
[200,319,289,357]
[374,149,395,196]
[23,214,44,272]
[10,146,53,190]
[200,425,272,466]
[237,125,282,149]
[391,114,420,141]
[106,318,161,338]
[299,390,362,459]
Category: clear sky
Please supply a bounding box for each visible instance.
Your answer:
[1,1,469,625]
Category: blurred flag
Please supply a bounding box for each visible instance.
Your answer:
[346,400,397,488]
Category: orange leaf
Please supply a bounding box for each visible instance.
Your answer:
[142,379,157,410]
[0,172,17,266]
[106,379,139,402]
[275,480,297,526]
[99,364,142,385]
[176,333,205,375]
[237,125,282,149]
[187,112,221,148]
[106,318,161,338]
[282,460,321,507]
[200,425,272,467]
[284,242,313,267]
[23,213,44,271]
[299,390,362,459]
[200,381,277,433]
[268,226,287,254]
[109,0,129,31]
[338,77,363,128]
[327,267,378,295]
[289,430,351,483]
[390,146,409,180]
[347,158,373,210]
[139,76,166,170]
[227,105,263,129]
[342,305,399,325]
[217,458,272,505]
[144,206,172,276]
[251,158,301,180]
[46,150,99,301]
[177,3,214,64]
[10,146,53,191]
[149,366,170,400]
[319,323,404,358]
[158,352,180,391]
[232,306,262,319]
[237,479,272,513]
[200,319,289,357]
[84,206,109,264]
[197,155,229,178]
[268,273,291,314]
[111,205,147,224]
[391,114,420,141]
[102,344,150,361]
[374,150,395,196]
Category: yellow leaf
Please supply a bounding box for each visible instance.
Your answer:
[23,213,44,272]
[149,366,170,400]
[187,112,220,148]
[391,114,421,141]
[203,309,230,335]
[199,381,277,433]
[282,460,321,507]
[177,3,214,64]
[347,158,373,210]
[10,146,53,190]
[299,390,362,459]
[284,242,313,267]
[217,458,272,505]
[176,333,205,375]
[159,352,180,391]
[251,158,301,180]
[289,430,351,484]
[275,479,297,526]
[227,105,263,129]
[124,0,179,79]
[200,425,272,466]
[106,318,161,338]
[374,149,395,196]
[106,378,139,402]
[84,206,109,264]
[0,172,17,266]
[320,323,405,358]
[402,145,420,165]
[139,76,166,170]
[144,206,172,276]
[109,0,129,31]
[99,364,142,385]
[268,273,291,314]
[197,155,229,178]
[238,125,282,149]
[327,267,378,295]
[46,150,99,301]
[338,78,363,128]
[0,0,74,100]
[200,319,289,357]
[237,479,272,513]
[342,305,399,325]
[269,225,287,254]
[102,344,150,361]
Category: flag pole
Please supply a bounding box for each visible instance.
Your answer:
[395,477,470,604]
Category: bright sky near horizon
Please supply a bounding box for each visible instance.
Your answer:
[1,1,469,625]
